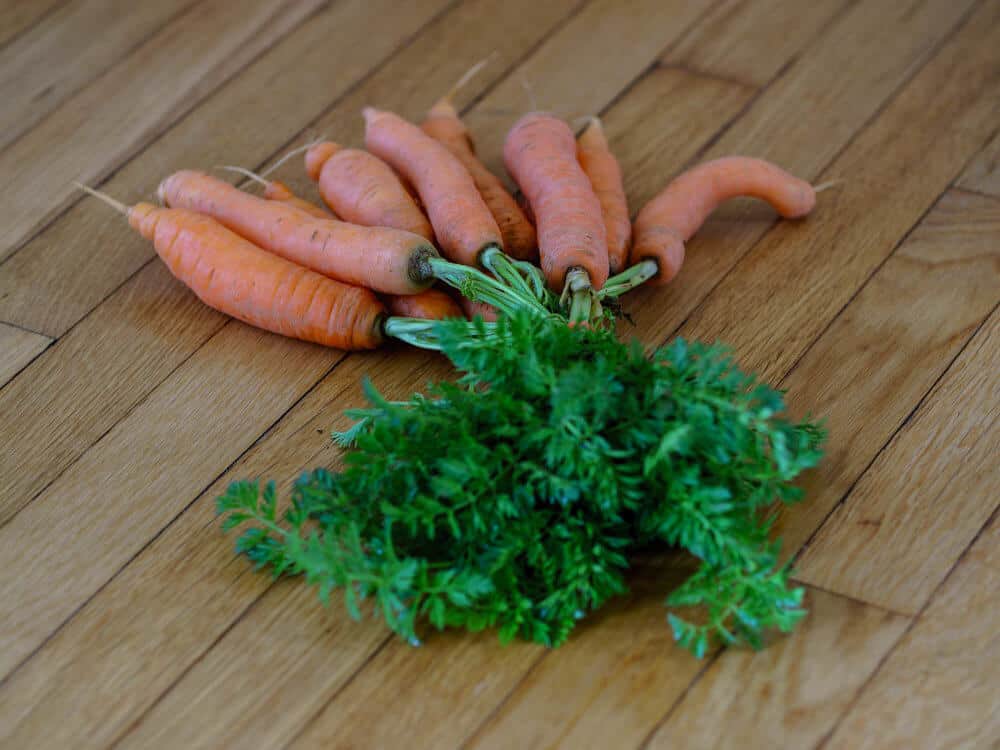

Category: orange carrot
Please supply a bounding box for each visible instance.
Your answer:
[220,165,333,219]
[503,112,609,293]
[421,65,536,261]
[364,107,502,267]
[77,185,385,350]
[304,141,433,240]
[577,117,631,274]
[158,170,437,296]
[384,287,463,320]
[458,295,499,322]
[630,156,816,284]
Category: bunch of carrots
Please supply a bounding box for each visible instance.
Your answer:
[80,62,820,348]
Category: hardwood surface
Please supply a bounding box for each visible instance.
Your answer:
[1,1,997,748]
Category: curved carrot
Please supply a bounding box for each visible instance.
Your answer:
[304,141,433,240]
[364,107,502,267]
[577,117,631,274]
[78,186,385,350]
[503,112,609,292]
[384,287,463,320]
[158,170,437,296]
[421,71,537,261]
[630,157,816,284]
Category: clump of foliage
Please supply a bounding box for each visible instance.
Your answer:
[218,311,824,656]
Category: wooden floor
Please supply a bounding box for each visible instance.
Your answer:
[1,1,998,747]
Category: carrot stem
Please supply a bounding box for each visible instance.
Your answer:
[384,316,499,350]
[480,246,545,302]
[599,259,659,299]
[562,267,603,327]
[428,257,548,318]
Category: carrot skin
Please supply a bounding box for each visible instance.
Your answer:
[384,287,463,320]
[577,117,631,275]
[631,156,816,285]
[263,180,333,220]
[305,141,433,240]
[365,107,502,267]
[422,100,537,261]
[128,203,384,349]
[503,113,609,291]
[159,170,436,296]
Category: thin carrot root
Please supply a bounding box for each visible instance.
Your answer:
[521,76,538,112]
[813,178,844,193]
[438,53,496,107]
[264,136,326,177]
[73,181,128,215]
[217,165,269,188]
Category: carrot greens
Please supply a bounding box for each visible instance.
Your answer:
[218,310,824,655]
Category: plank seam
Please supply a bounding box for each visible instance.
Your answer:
[813,499,1000,749]
[0,0,201,157]
[654,60,761,92]
[661,0,983,344]
[0,0,331,268]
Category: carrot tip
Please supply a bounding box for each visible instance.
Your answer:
[74,181,129,216]
[813,178,844,193]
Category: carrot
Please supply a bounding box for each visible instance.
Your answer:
[503,112,609,297]
[304,141,433,240]
[629,156,816,285]
[421,63,537,261]
[219,165,333,219]
[364,107,502,267]
[245,176,464,323]
[158,170,438,296]
[384,287,463,320]
[76,184,385,350]
[458,296,499,323]
[577,117,631,275]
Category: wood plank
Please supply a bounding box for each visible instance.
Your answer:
[0,322,50,388]
[623,0,981,350]
[674,0,998,384]
[0,0,65,48]
[957,128,1000,198]
[663,0,848,87]
[776,190,1000,556]
[0,0,452,523]
[466,563,704,750]
[823,511,1000,750]
[443,4,1000,744]
[0,264,225,525]
[643,590,908,750]
[0,0,195,151]
[0,348,443,750]
[796,308,999,614]
[460,0,715,177]
[0,0,583,741]
[0,0,324,263]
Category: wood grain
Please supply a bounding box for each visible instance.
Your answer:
[0,322,49,388]
[0,0,65,48]
[776,189,1000,556]
[797,309,999,614]
[823,511,1000,750]
[0,0,453,337]
[0,0,194,150]
[624,0,981,350]
[0,0,452,523]
[664,0,848,87]
[957,128,1000,198]
[675,0,999,383]
[0,0,323,262]
[645,590,909,750]
[0,348,444,750]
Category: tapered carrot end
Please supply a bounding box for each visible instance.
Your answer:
[577,116,608,148]
[362,107,383,125]
[304,141,341,182]
[127,202,162,241]
[427,98,459,120]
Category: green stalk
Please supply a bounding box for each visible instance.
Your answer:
[561,267,604,327]
[598,259,658,299]
[428,256,548,317]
